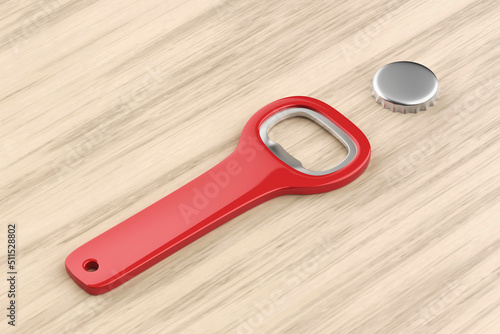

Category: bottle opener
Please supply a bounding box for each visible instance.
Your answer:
[66,96,371,295]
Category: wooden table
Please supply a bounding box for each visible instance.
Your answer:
[1,0,499,333]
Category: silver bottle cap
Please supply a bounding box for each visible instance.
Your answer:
[371,61,439,113]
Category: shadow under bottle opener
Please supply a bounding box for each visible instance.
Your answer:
[65,96,371,295]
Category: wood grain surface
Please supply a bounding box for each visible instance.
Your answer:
[1,0,499,333]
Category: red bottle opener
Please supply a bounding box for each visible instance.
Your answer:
[66,96,371,295]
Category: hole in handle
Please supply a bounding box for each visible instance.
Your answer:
[83,259,99,272]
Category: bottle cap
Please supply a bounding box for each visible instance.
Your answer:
[371,61,439,113]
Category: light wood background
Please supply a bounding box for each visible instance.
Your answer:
[1,0,499,333]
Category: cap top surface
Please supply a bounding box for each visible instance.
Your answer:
[372,61,439,107]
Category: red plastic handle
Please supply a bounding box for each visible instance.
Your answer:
[66,96,371,295]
